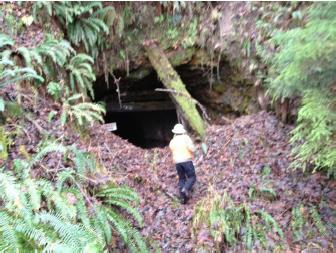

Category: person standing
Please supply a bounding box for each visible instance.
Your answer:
[169,124,196,204]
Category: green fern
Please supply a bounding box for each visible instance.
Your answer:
[0,169,93,251]
[258,210,284,240]
[193,188,284,251]
[0,66,44,87]
[243,206,253,250]
[32,1,53,23]
[36,211,102,250]
[70,146,97,175]
[33,2,115,58]
[291,204,305,241]
[97,185,142,225]
[35,38,74,67]
[96,185,147,252]
[67,54,96,98]
[310,207,327,236]
[0,33,14,49]
[0,159,147,252]
[32,141,68,165]
[47,81,63,100]
[267,2,336,176]
[61,94,105,127]
[290,89,336,177]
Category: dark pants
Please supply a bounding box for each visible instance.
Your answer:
[175,161,196,192]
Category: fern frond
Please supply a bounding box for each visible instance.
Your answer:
[97,186,140,203]
[104,199,143,227]
[23,178,42,211]
[32,142,67,165]
[36,39,74,67]
[56,170,76,191]
[0,49,14,65]
[0,169,21,207]
[92,206,112,243]
[17,46,32,67]
[36,212,92,250]
[0,211,19,251]
[258,210,284,240]
[105,208,130,243]
[15,221,54,248]
[291,205,305,241]
[32,1,53,22]
[0,66,44,87]
[67,53,95,97]
[94,6,116,27]
[70,146,96,174]
[29,49,43,66]
[310,207,327,236]
[0,33,14,49]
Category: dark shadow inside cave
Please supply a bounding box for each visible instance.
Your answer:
[93,63,226,148]
[105,110,177,148]
[93,70,180,149]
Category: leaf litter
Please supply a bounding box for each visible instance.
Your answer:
[89,111,336,252]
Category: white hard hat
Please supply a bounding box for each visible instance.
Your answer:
[172,123,186,134]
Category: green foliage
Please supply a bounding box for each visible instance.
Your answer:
[248,166,277,201]
[248,185,277,201]
[267,3,336,176]
[33,2,115,58]
[67,54,95,98]
[47,81,63,100]
[2,11,25,36]
[290,90,336,176]
[0,65,44,87]
[0,33,14,48]
[32,1,53,23]
[0,127,9,160]
[310,206,327,236]
[290,204,327,242]
[0,140,147,252]
[268,3,336,99]
[61,94,106,127]
[1,32,102,124]
[34,38,74,70]
[182,18,198,48]
[96,186,147,252]
[0,7,147,253]
[192,187,284,251]
[0,168,103,252]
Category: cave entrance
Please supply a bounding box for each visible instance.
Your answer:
[93,62,228,148]
[93,70,179,149]
[106,110,177,149]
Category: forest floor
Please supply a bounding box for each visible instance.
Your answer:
[4,80,336,252]
[88,111,336,252]
[3,2,335,252]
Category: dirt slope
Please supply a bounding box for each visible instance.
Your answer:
[3,81,335,251]
[88,112,336,252]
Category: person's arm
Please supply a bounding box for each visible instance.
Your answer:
[185,135,196,153]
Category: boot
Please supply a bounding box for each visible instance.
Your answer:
[180,188,189,204]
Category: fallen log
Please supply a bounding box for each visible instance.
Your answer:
[145,45,206,138]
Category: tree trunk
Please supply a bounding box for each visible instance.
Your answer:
[145,45,206,138]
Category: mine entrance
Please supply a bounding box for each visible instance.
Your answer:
[92,63,225,148]
[93,70,179,148]
[105,110,177,148]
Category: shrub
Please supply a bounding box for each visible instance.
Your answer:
[267,2,336,176]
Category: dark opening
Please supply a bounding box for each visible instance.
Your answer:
[106,110,177,148]
[93,70,179,149]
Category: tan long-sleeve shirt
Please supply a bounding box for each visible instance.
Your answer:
[169,134,195,164]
